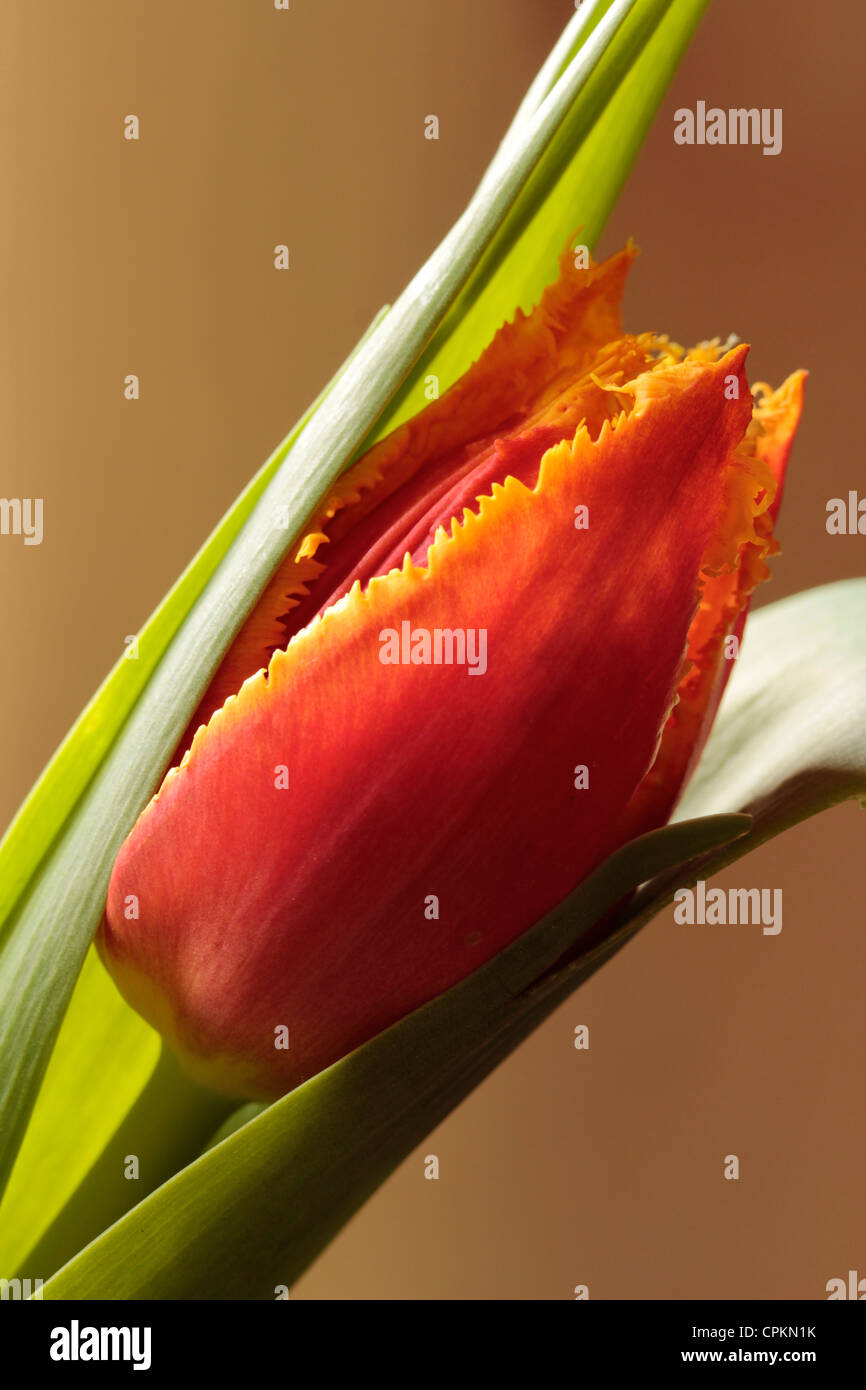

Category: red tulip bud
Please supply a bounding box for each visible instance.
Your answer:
[99,246,805,1099]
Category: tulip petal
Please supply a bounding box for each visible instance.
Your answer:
[622,367,806,832]
[103,343,763,1098]
[178,245,641,750]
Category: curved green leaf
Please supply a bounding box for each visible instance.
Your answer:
[363,0,709,447]
[41,577,866,1298]
[0,950,231,1283]
[0,951,159,1277]
[0,313,387,1203]
[40,814,750,1299]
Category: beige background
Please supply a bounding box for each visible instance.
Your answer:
[1,1,863,1297]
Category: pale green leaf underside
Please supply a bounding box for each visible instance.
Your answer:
[0,0,660,1200]
[40,578,866,1298]
[675,579,866,826]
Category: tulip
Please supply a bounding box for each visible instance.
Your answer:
[98,244,805,1101]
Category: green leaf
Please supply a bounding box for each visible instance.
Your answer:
[40,577,866,1298]
[0,311,395,1273]
[0,0,696,1206]
[0,313,387,1201]
[362,0,710,447]
[0,311,393,955]
[0,951,158,1278]
[0,951,231,1282]
[39,814,751,1299]
[0,431,292,947]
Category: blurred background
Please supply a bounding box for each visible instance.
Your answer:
[1,0,863,1297]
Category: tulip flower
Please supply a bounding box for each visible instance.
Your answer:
[98,243,805,1102]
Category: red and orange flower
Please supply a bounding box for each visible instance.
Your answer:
[99,244,805,1100]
